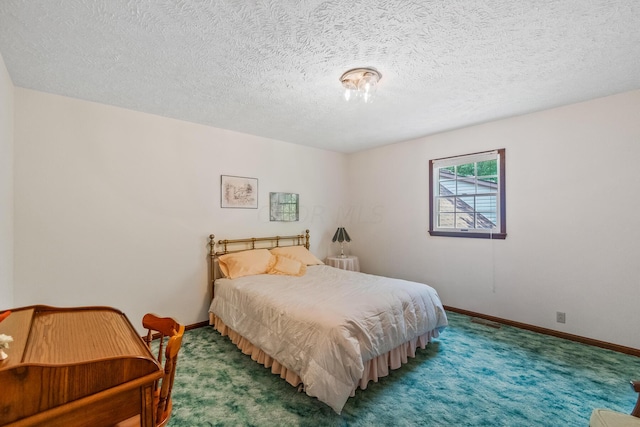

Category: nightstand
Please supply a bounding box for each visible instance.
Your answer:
[325,255,360,272]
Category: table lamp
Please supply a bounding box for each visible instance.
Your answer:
[332,227,351,258]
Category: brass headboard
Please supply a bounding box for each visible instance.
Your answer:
[208,230,310,297]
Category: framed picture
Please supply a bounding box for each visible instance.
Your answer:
[221,175,258,209]
[270,192,299,221]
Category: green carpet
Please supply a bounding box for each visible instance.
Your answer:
[167,312,639,426]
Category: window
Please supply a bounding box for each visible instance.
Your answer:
[429,149,506,239]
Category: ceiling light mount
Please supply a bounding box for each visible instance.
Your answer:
[340,67,382,103]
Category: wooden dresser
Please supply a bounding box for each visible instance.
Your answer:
[0,305,163,427]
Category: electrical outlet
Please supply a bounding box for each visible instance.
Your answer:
[556,311,566,324]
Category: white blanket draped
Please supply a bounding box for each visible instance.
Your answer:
[209,265,448,413]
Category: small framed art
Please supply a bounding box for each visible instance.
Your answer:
[270,192,299,221]
[221,175,258,209]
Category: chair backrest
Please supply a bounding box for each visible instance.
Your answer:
[142,313,185,427]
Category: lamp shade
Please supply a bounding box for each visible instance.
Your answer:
[340,67,382,104]
[332,227,351,243]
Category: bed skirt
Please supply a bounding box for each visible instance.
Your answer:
[209,312,439,395]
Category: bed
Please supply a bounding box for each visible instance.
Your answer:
[207,230,448,414]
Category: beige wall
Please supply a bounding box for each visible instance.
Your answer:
[12,89,348,331]
[347,89,640,349]
[7,79,640,349]
[0,52,14,308]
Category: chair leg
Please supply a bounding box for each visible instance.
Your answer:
[631,381,640,417]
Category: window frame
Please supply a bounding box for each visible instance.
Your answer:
[428,148,506,239]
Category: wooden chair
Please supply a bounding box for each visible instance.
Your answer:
[143,313,185,427]
[116,314,185,427]
[590,380,640,426]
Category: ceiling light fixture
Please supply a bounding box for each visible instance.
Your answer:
[340,67,382,103]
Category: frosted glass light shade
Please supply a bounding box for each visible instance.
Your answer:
[340,67,381,103]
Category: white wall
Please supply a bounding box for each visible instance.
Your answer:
[0,52,14,309]
[13,88,347,332]
[348,90,640,349]
[9,83,640,349]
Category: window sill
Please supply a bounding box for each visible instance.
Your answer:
[428,231,507,240]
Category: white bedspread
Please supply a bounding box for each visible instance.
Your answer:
[209,265,448,413]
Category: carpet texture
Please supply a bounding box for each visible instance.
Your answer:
[167,312,639,426]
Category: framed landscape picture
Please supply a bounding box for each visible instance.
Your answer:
[221,175,258,208]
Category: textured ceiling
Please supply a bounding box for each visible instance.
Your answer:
[1,1,639,153]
